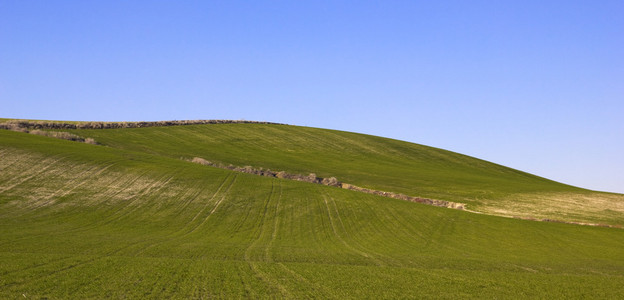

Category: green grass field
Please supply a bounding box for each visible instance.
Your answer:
[67,123,624,225]
[1,123,624,298]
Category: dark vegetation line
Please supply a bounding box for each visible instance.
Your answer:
[0,119,284,130]
[189,157,466,210]
[0,123,97,144]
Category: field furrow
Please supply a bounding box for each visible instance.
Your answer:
[321,192,385,266]
[2,125,624,298]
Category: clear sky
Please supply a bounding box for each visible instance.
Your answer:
[1,1,623,193]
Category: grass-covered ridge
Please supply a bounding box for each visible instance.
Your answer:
[55,121,623,225]
[1,121,624,298]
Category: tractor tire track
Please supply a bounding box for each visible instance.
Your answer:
[0,153,70,195]
[243,180,292,298]
[0,254,74,277]
[321,191,385,266]
[185,173,238,235]
[131,173,237,256]
[0,162,138,246]
[341,196,407,266]
[22,161,121,212]
[0,238,152,289]
[265,181,282,262]
[277,263,335,298]
[10,168,177,245]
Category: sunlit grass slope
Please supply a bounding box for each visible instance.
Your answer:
[66,123,624,225]
[1,128,624,298]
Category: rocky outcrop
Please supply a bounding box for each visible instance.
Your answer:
[189,157,465,210]
[190,157,341,187]
[340,183,465,209]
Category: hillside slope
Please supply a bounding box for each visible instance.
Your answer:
[59,122,624,225]
[1,125,624,298]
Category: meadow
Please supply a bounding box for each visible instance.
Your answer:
[67,123,624,225]
[1,123,623,298]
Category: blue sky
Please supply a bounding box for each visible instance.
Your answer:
[1,1,623,193]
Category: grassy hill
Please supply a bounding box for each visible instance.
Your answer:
[64,122,624,225]
[1,121,624,298]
